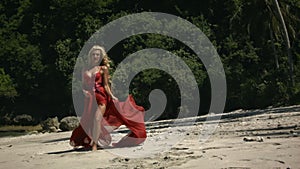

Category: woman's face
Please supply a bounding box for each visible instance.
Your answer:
[91,49,102,65]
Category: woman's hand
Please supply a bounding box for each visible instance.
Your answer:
[83,89,90,98]
[111,95,118,101]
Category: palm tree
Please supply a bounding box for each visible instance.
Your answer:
[236,0,295,85]
[272,0,294,86]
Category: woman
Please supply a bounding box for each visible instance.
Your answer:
[70,45,147,151]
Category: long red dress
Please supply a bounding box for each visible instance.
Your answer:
[70,67,147,148]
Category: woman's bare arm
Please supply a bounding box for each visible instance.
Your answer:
[82,69,90,97]
[102,66,118,100]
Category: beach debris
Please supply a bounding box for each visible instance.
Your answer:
[28,131,39,135]
[243,136,264,142]
[163,156,170,160]
[111,157,130,163]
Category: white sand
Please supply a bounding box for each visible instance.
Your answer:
[1,105,299,169]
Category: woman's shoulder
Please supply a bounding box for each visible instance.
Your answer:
[100,65,108,70]
[100,66,109,74]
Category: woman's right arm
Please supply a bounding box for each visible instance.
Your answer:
[102,66,118,100]
[82,69,91,98]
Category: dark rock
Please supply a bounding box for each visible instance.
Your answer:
[0,114,13,125]
[13,114,34,126]
[59,116,79,131]
[41,117,59,132]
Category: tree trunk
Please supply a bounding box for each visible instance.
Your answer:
[269,24,279,69]
[273,0,294,86]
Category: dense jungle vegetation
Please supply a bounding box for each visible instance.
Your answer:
[0,0,299,124]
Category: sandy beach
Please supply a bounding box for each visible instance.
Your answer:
[1,105,299,169]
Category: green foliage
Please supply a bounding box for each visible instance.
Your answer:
[0,68,17,98]
[0,0,299,122]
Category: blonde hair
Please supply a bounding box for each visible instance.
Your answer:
[87,45,110,67]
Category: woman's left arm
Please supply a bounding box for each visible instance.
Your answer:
[102,66,118,100]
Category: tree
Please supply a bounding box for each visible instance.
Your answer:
[0,68,17,98]
[273,0,294,85]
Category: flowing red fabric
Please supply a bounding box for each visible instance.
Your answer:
[70,68,146,148]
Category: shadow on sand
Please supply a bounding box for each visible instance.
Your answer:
[46,147,90,154]
[42,137,70,143]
